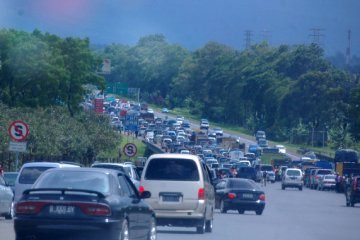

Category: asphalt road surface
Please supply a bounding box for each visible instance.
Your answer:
[2,182,359,240]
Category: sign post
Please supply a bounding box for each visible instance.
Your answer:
[8,120,29,170]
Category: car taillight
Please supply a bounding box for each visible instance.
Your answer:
[80,203,111,216]
[228,193,236,199]
[139,185,145,194]
[16,201,47,214]
[198,188,205,200]
[259,194,266,201]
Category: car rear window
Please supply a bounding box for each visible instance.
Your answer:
[145,158,199,181]
[324,175,336,180]
[286,169,301,176]
[19,167,54,184]
[35,171,110,194]
[260,165,273,171]
[317,170,333,175]
[227,179,257,189]
[239,167,255,173]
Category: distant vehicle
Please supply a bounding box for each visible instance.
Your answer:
[275,145,286,154]
[200,119,210,130]
[248,144,261,156]
[147,108,154,114]
[180,149,190,154]
[255,131,266,141]
[14,162,80,203]
[317,174,336,191]
[14,168,155,240]
[0,174,13,219]
[236,166,257,181]
[140,153,215,233]
[257,138,268,148]
[161,107,170,113]
[215,178,265,215]
[335,149,359,164]
[212,127,223,136]
[310,169,334,189]
[282,168,303,191]
[266,172,276,183]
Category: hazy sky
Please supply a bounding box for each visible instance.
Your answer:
[1,0,359,55]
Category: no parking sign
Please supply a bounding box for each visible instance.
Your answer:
[8,120,29,142]
[123,143,137,157]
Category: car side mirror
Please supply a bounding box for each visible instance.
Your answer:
[140,190,151,199]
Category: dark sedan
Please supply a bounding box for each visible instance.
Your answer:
[215,178,265,215]
[14,168,156,240]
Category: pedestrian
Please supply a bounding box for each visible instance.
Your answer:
[262,171,267,186]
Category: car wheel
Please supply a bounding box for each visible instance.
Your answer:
[238,210,245,214]
[5,201,14,220]
[281,185,285,190]
[299,186,303,191]
[205,219,213,233]
[220,200,227,213]
[255,209,263,215]
[196,219,206,234]
[147,217,157,240]
[119,219,130,240]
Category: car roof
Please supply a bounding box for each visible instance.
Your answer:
[44,167,123,176]
[20,162,80,168]
[91,162,130,167]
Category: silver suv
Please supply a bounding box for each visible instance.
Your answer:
[282,168,303,191]
[140,153,215,234]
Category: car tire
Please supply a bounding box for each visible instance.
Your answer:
[299,186,303,191]
[281,185,285,190]
[147,217,157,240]
[255,209,263,215]
[119,218,130,240]
[196,219,206,234]
[4,202,14,220]
[205,219,213,233]
[220,200,227,213]
[238,210,245,214]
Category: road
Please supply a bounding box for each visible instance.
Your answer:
[2,182,359,240]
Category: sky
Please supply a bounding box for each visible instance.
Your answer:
[0,0,359,56]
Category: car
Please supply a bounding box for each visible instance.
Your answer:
[91,162,141,189]
[310,169,334,189]
[282,168,303,190]
[14,162,80,203]
[0,174,14,219]
[147,108,154,114]
[275,145,286,154]
[257,138,268,148]
[161,107,169,113]
[345,175,360,207]
[139,153,215,234]
[266,171,276,183]
[236,166,257,181]
[14,167,156,240]
[317,174,336,191]
[255,131,266,141]
[215,178,265,215]
[200,119,209,130]
[3,171,18,193]
[212,127,223,136]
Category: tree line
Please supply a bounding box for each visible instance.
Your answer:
[0,29,117,167]
[97,34,360,149]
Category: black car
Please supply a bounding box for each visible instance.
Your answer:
[14,168,156,240]
[236,166,257,181]
[345,175,360,207]
[215,178,265,215]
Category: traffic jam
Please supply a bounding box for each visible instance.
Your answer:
[1,97,359,240]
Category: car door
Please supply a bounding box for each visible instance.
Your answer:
[215,180,227,209]
[0,176,13,214]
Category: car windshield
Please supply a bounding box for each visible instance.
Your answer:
[35,171,110,194]
[18,167,54,184]
[145,158,199,181]
[227,179,257,189]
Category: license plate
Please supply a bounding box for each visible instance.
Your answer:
[242,193,253,199]
[49,205,75,215]
[162,195,180,202]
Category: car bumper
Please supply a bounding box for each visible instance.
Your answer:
[223,199,265,211]
[14,217,122,240]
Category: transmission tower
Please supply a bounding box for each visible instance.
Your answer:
[346,29,351,65]
[244,30,253,49]
[309,28,325,46]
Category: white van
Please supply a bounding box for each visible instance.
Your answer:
[14,162,80,202]
[140,153,215,233]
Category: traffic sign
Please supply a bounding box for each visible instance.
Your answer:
[123,143,137,157]
[9,141,27,152]
[125,111,139,132]
[8,120,29,142]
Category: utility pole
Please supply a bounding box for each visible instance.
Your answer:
[309,28,325,47]
[244,30,253,49]
[346,29,351,65]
